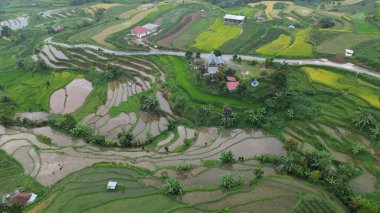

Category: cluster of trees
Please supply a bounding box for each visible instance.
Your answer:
[258,141,379,212]
[352,108,379,141]
[0,94,16,126]
[319,17,335,28]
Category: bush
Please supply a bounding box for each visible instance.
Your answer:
[118,131,134,147]
[164,177,183,195]
[253,168,264,178]
[48,114,76,131]
[284,139,299,152]
[36,134,52,145]
[70,124,93,138]
[175,162,194,171]
[219,150,235,164]
[220,172,242,189]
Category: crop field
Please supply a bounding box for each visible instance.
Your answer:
[192,18,241,52]
[351,11,380,33]
[171,17,213,49]
[84,3,124,15]
[302,67,380,108]
[220,21,289,54]
[352,38,380,70]
[0,150,44,196]
[256,34,291,55]
[316,33,380,55]
[277,28,314,57]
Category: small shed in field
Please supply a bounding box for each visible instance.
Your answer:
[107,181,118,190]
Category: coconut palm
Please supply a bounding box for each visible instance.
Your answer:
[370,126,380,141]
[286,108,295,119]
[200,103,214,115]
[277,155,296,173]
[352,108,375,130]
[351,144,364,155]
[325,175,337,186]
[221,112,238,127]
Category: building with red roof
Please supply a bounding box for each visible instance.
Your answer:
[227,81,239,92]
[131,26,150,38]
[226,76,236,82]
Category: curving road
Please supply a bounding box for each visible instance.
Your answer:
[45,37,380,79]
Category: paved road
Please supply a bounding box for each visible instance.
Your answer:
[45,37,380,78]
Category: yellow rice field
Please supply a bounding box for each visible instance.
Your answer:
[303,67,380,108]
[85,3,124,15]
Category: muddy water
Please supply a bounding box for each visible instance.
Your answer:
[63,79,93,114]
[350,168,377,194]
[50,79,92,114]
[32,127,86,147]
[156,91,173,114]
[48,45,69,60]
[228,137,286,158]
[0,16,29,30]
[50,89,66,114]
[17,112,48,122]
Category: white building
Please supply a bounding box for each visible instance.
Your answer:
[223,14,245,25]
[142,23,160,33]
[345,49,354,57]
[107,181,118,190]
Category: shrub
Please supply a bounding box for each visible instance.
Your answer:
[70,124,93,137]
[284,139,299,152]
[36,134,52,145]
[175,162,194,171]
[253,168,264,178]
[48,114,76,131]
[164,177,183,195]
[220,172,242,189]
[219,150,234,164]
[118,131,134,147]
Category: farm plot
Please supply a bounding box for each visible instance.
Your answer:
[249,1,313,20]
[256,34,291,55]
[221,21,290,54]
[351,11,380,33]
[84,3,124,15]
[351,38,380,70]
[192,18,241,52]
[277,28,314,57]
[316,33,380,54]
[0,15,28,31]
[39,8,78,21]
[156,12,202,48]
[91,4,158,47]
[302,67,380,108]
[171,17,213,50]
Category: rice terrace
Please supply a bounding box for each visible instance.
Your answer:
[0,0,380,212]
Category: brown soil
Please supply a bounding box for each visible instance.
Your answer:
[156,12,202,47]
[329,53,346,64]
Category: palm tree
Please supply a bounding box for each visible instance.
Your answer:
[325,175,337,186]
[221,112,238,127]
[370,126,380,141]
[200,103,213,115]
[352,108,375,130]
[277,155,296,173]
[286,108,295,119]
[351,144,364,155]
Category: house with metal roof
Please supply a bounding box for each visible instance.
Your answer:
[223,14,245,25]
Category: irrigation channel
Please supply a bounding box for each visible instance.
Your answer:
[45,37,380,79]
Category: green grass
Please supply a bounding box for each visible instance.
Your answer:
[351,11,380,33]
[87,194,184,213]
[256,34,291,55]
[108,95,141,118]
[159,56,253,108]
[192,18,241,52]
[0,70,82,112]
[278,28,313,57]
[172,17,213,50]
[0,149,45,198]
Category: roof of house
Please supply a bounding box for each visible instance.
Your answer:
[226,76,237,82]
[11,193,32,206]
[345,49,354,54]
[227,81,239,91]
[142,23,160,31]
[131,26,150,35]
[208,54,224,65]
[224,14,245,21]
[107,181,118,190]
[251,79,259,87]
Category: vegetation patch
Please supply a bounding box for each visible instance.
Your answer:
[256,34,291,55]
[278,28,313,57]
[192,18,241,52]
